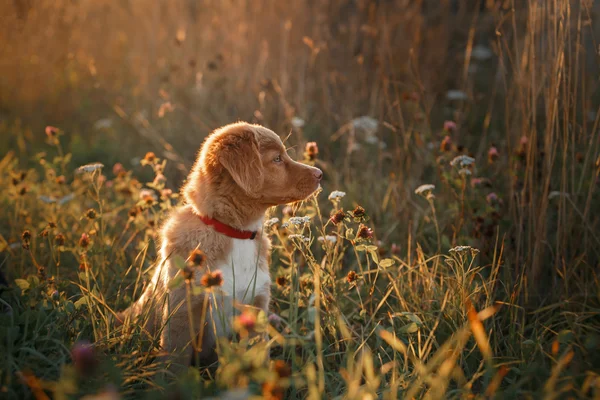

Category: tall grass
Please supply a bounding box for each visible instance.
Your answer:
[0,0,599,398]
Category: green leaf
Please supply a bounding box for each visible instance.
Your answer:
[168,275,184,290]
[355,244,366,252]
[14,279,29,291]
[399,322,419,334]
[369,250,379,264]
[191,284,205,296]
[345,228,354,240]
[173,255,186,270]
[379,258,395,268]
[74,296,88,310]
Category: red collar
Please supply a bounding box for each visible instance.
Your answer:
[198,214,257,240]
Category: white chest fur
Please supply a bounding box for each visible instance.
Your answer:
[216,237,270,304]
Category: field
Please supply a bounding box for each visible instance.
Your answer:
[1,1,599,399]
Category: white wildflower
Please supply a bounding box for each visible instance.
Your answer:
[288,216,311,225]
[446,90,468,101]
[93,118,113,130]
[449,245,480,257]
[458,168,472,177]
[291,117,305,128]
[139,189,157,201]
[414,184,435,196]
[281,222,289,228]
[471,45,493,61]
[76,163,104,174]
[328,190,346,200]
[58,193,75,205]
[318,235,337,244]
[352,116,378,135]
[450,155,475,168]
[548,191,569,200]
[288,234,310,242]
[265,217,280,227]
[38,195,57,204]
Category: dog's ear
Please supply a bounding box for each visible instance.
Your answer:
[218,129,264,196]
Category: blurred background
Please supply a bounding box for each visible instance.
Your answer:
[1,0,599,295]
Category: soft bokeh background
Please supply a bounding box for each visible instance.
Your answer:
[1,1,600,398]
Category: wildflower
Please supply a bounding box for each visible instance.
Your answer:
[458,168,472,177]
[85,209,97,219]
[55,175,66,185]
[357,224,373,240]
[265,217,280,228]
[160,188,173,199]
[11,177,19,186]
[128,207,139,218]
[516,136,528,158]
[329,209,346,225]
[48,222,56,229]
[112,163,126,176]
[21,230,31,249]
[288,216,311,225]
[188,249,207,267]
[236,310,257,332]
[50,290,59,301]
[38,195,56,204]
[391,243,400,255]
[347,271,358,283]
[352,206,366,218]
[471,45,493,61]
[415,184,435,197]
[352,116,378,134]
[486,192,499,205]
[318,235,337,244]
[153,173,167,185]
[268,313,283,326]
[304,142,319,160]
[328,190,346,200]
[273,360,292,378]
[276,276,288,287]
[440,135,452,152]
[93,118,113,130]
[55,234,65,246]
[76,163,104,174]
[446,90,468,101]
[288,234,309,242]
[450,155,475,168]
[18,186,28,196]
[139,189,157,204]
[282,206,294,217]
[71,341,97,377]
[45,126,59,137]
[291,117,306,128]
[79,261,89,271]
[79,233,90,248]
[143,152,156,164]
[488,146,499,164]
[548,191,568,200]
[200,270,224,288]
[443,121,457,132]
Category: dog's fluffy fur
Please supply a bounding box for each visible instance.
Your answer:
[119,122,322,368]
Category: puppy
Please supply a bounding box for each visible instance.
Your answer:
[119,122,322,368]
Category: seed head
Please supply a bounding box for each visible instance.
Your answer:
[488,146,499,164]
[304,142,319,160]
[85,209,97,219]
[273,360,292,378]
[443,121,457,132]
[55,233,65,246]
[79,233,90,248]
[153,173,167,185]
[21,230,32,241]
[357,224,373,240]
[112,163,126,177]
[352,206,366,218]
[236,310,256,332]
[347,271,358,283]
[18,186,28,196]
[143,152,156,164]
[200,270,224,288]
[45,126,59,137]
[188,249,207,267]
[329,209,346,225]
[128,207,139,218]
[55,175,66,185]
[276,276,288,287]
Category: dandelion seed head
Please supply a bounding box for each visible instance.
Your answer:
[415,184,435,196]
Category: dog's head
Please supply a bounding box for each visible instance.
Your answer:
[185,122,322,208]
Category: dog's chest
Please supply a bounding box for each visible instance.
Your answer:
[215,238,270,303]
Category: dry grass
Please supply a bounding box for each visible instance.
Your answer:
[0,0,599,399]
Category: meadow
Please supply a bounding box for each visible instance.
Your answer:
[0,1,599,398]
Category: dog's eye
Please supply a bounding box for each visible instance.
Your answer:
[273,155,283,163]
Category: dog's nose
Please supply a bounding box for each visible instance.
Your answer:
[313,168,323,181]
